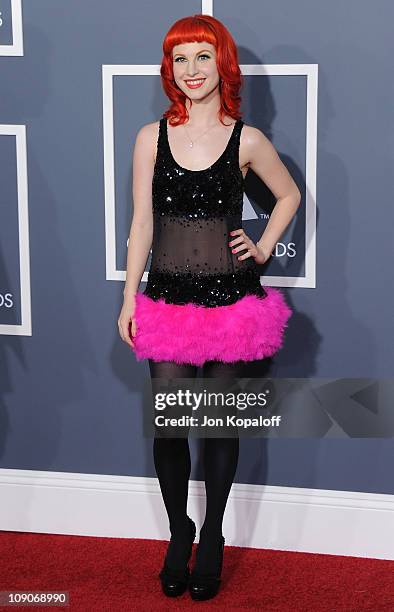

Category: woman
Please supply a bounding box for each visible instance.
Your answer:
[118,14,301,601]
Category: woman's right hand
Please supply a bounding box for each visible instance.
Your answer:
[118,294,137,348]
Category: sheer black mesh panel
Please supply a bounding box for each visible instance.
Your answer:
[151,215,254,275]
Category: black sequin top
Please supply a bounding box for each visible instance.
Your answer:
[143,117,267,307]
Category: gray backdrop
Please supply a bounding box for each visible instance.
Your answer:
[1,1,393,493]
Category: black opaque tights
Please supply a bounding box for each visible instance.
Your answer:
[148,358,252,574]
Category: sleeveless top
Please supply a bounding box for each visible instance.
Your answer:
[143,117,268,307]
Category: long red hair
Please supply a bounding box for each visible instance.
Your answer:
[160,14,243,126]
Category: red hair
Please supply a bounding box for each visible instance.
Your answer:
[160,15,243,126]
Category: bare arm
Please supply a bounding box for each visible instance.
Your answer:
[123,122,156,299]
[118,122,156,348]
[230,126,301,263]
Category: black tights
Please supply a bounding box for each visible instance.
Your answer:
[149,358,251,574]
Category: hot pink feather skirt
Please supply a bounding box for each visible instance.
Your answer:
[131,287,292,366]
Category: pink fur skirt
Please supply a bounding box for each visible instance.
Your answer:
[131,287,292,366]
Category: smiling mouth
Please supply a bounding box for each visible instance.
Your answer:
[184,79,206,88]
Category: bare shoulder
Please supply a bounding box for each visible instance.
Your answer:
[134,120,160,163]
[240,122,277,166]
[241,123,271,149]
[137,120,160,139]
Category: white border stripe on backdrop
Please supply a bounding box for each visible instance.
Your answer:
[0,124,31,336]
[0,0,24,56]
[102,64,317,289]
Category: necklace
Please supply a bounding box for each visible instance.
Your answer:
[183,123,215,148]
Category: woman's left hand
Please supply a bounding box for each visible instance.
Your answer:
[229,228,270,265]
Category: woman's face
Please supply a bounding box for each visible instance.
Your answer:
[171,41,220,100]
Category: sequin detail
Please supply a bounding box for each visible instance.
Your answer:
[152,118,244,217]
[144,268,267,307]
[144,116,268,308]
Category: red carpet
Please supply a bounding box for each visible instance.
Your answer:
[1,532,394,610]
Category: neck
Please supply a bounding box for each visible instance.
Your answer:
[184,95,221,128]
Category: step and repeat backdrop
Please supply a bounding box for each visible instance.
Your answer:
[1,1,393,493]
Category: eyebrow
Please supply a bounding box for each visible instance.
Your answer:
[173,49,212,58]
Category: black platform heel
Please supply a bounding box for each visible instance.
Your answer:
[189,535,225,601]
[158,516,196,597]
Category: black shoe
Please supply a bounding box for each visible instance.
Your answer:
[159,516,196,597]
[189,535,225,601]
